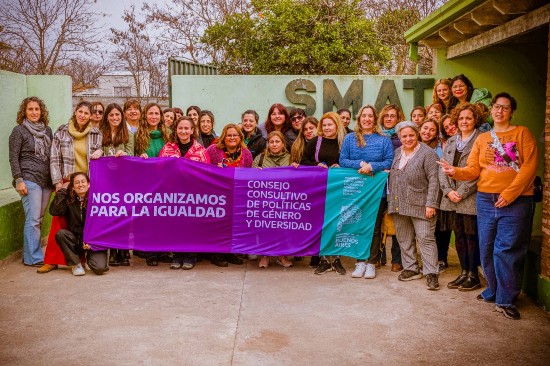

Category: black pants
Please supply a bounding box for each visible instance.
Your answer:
[454,214,480,272]
[55,229,108,275]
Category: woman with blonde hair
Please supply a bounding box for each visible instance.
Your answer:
[340,105,393,279]
[301,112,347,274]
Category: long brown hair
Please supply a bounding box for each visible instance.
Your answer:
[134,103,170,155]
[264,103,291,134]
[100,103,129,147]
[16,96,49,126]
[67,172,89,206]
[290,117,318,163]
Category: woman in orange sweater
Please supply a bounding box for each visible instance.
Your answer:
[439,92,538,320]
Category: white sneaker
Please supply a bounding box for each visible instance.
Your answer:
[364,263,376,279]
[72,263,85,276]
[351,262,367,278]
[247,254,258,261]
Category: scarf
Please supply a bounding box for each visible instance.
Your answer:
[456,130,476,152]
[22,119,51,161]
[68,119,91,139]
[381,127,396,137]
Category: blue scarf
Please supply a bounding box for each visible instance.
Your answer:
[381,127,396,137]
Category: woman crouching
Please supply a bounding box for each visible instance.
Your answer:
[50,172,108,276]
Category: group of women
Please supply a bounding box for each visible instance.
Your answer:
[9,72,538,320]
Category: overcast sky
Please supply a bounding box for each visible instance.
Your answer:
[95,0,149,31]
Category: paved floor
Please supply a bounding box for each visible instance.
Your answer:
[1,249,549,366]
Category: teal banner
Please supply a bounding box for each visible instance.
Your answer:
[320,170,388,258]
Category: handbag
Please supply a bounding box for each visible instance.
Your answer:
[381,210,395,239]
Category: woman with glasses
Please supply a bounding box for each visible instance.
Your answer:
[340,105,393,279]
[439,92,538,320]
[388,121,441,290]
[241,109,266,159]
[286,108,306,149]
[9,97,53,267]
[89,102,104,128]
[196,110,218,148]
[377,104,405,271]
[206,124,253,267]
[100,103,134,267]
[38,101,102,274]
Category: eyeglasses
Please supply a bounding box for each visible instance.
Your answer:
[384,114,397,119]
[492,104,512,112]
[92,109,104,115]
[226,134,240,138]
[291,115,304,121]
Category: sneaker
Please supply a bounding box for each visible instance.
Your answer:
[495,305,520,320]
[276,256,293,268]
[332,258,346,275]
[309,256,320,268]
[170,260,183,270]
[398,270,423,281]
[72,263,85,276]
[426,273,440,290]
[351,262,367,278]
[181,260,195,270]
[247,254,258,261]
[314,259,333,275]
[364,263,376,279]
[437,261,446,273]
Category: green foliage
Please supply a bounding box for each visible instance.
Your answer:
[202,0,391,74]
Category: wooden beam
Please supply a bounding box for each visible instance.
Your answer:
[439,26,469,44]
[453,18,491,36]
[447,3,550,59]
[471,1,513,26]
[420,35,448,49]
[493,0,546,15]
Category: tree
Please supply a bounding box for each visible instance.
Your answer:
[143,0,248,64]
[0,0,105,75]
[201,0,391,75]
[109,6,168,98]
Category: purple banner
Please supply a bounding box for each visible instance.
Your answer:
[84,158,327,255]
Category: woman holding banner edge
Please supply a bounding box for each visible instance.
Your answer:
[339,105,393,279]
[301,112,347,275]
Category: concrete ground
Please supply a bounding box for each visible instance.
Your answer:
[1,248,549,366]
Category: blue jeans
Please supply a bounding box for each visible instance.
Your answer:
[20,180,52,265]
[477,192,532,307]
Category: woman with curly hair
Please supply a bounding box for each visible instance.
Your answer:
[9,97,53,267]
[39,101,102,273]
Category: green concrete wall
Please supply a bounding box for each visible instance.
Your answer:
[0,70,71,260]
[172,75,437,129]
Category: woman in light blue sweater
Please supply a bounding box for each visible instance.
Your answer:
[340,104,394,279]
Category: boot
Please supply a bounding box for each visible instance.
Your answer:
[447,270,467,289]
[458,271,481,291]
[109,250,119,266]
[118,250,130,266]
